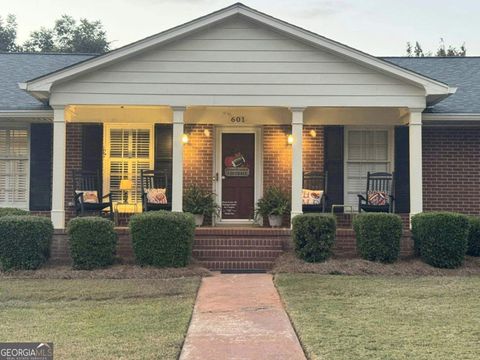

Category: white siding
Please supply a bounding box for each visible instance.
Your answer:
[50,15,425,108]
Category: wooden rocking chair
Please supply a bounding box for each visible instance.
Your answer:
[73,170,113,219]
[357,171,395,213]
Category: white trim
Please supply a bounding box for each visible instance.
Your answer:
[291,108,304,220]
[409,110,423,216]
[172,108,185,212]
[343,126,394,210]
[22,3,453,100]
[214,126,263,225]
[0,110,53,119]
[51,107,66,229]
[422,113,480,122]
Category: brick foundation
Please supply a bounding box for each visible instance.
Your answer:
[423,127,480,215]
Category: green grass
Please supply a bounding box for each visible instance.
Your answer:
[0,278,200,359]
[275,274,480,360]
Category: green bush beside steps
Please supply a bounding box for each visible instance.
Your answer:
[292,214,336,262]
[129,211,195,267]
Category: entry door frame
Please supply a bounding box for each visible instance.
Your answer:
[215,126,263,225]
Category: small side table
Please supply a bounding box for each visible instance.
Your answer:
[114,202,139,226]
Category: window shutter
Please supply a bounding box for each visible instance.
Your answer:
[394,126,410,213]
[82,124,103,173]
[30,124,53,211]
[324,126,344,211]
[155,124,173,198]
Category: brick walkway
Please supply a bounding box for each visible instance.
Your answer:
[179,274,306,360]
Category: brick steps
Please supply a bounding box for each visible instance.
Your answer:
[193,228,289,271]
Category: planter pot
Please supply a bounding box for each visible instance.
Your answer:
[268,214,283,228]
[194,214,205,227]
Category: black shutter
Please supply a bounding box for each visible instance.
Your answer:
[324,126,344,211]
[82,124,103,192]
[155,124,173,197]
[394,126,410,213]
[29,123,53,211]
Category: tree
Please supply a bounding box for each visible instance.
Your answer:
[406,39,466,57]
[0,14,18,51]
[23,15,109,53]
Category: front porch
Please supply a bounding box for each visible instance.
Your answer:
[54,105,422,229]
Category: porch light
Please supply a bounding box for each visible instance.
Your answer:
[204,129,211,137]
[309,129,317,138]
[287,134,294,145]
[182,133,189,144]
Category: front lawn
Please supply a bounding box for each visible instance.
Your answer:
[276,274,480,360]
[0,278,200,359]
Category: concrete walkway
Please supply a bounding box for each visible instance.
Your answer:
[180,274,306,360]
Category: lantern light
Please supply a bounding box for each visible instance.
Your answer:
[287,134,294,145]
[182,134,189,144]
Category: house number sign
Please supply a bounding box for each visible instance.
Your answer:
[230,116,246,124]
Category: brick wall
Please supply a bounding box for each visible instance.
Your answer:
[263,125,292,194]
[423,127,480,215]
[183,124,214,191]
[65,123,83,223]
[303,125,324,174]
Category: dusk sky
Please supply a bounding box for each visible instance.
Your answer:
[1,0,478,56]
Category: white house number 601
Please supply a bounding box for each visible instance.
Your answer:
[230,116,246,123]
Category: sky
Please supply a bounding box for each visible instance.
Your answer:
[0,0,478,56]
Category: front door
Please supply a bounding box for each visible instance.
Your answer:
[221,133,255,220]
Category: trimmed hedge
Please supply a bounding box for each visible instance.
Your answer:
[0,216,53,270]
[353,213,403,263]
[0,207,29,217]
[467,216,480,257]
[292,214,336,262]
[68,217,117,270]
[412,212,469,268]
[129,211,195,267]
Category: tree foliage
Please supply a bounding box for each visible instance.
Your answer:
[0,14,19,51]
[406,39,466,57]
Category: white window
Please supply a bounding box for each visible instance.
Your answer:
[345,128,392,210]
[104,125,154,208]
[0,127,29,209]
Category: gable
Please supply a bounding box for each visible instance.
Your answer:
[49,16,426,108]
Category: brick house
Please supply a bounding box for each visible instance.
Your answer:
[0,4,478,267]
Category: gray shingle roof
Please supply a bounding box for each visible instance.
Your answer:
[384,57,480,114]
[0,52,94,111]
[0,52,479,114]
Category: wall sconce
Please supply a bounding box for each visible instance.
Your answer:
[287,134,294,145]
[203,129,211,137]
[309,129,317,138]
[182,133,189,144]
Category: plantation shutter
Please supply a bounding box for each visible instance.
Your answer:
[155,124,173,199]
[30,124,53,211]
[324,126,344,211]
[108,127,153,204]
[394,126,410,213]
[0,127,29,209]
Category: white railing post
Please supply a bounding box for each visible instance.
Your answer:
[51,106,66,229]
[172,106,186,212]
[409,109,424,216]
[290,107,305,221]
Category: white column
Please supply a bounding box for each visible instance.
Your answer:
[291,107,305,220]
[409,109,424,216]
[51,106,66,229]
[172,106,186,212]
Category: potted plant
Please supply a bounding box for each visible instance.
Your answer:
[183,185,220,226]
[255,186,290,227]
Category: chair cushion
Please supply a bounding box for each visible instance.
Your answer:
[75,190,99,203]
[146,188,168,204]
[368,191,388,206]
[302,189,323,205]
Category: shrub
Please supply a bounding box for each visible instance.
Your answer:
[183,185,220,216]
[292,214,336,262]
[467,216,480,257]
[0,216,53,270]
[255,186,290,218]
[0,207,29,217]
[129,211,195,267]
[353,213,403,263]
[412,212,469,268]
[68,217,117,270]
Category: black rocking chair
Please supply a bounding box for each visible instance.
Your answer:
[357,171,395,213]
[73,170,113,219]
[140,169,172,212]
[302,171,328,213]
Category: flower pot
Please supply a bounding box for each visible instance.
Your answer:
[194,214,205,227]
[268,214,283,228]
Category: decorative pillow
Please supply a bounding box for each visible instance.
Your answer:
[302,189,324,205]
[75,190,99,204]
[368,191,388,206]
[146,188,168,204]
